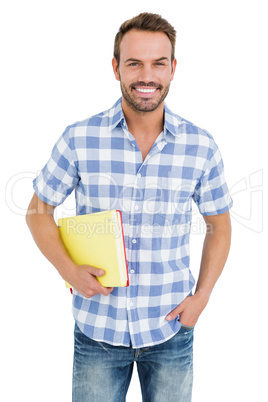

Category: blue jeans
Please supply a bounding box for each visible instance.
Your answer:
[72,323,194,402]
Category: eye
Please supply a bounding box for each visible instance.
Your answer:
[128,62,139,66]
[155,62,165,66]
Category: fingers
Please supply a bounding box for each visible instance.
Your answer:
[75,265,114,298]
[99,286,114,296]
[86,265,114,295]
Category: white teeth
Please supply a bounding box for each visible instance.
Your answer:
[135,88,157,93]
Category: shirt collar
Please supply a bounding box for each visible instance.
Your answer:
[108,97,182,137]
[108,98,125,132]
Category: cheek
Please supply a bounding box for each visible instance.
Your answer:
[153,68,172,81]
[163,72,174,84]
[119,70,137,85]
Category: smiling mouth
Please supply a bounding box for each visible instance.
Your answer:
[132,86,160,98]
[134,88,158,94]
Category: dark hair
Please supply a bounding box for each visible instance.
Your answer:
[114,12,176,64]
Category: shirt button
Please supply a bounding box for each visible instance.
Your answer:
[134,205,139,211]
[130,269,135,274]
[137,173,141,179]
[129,301,134,307]
[132,239,137,244]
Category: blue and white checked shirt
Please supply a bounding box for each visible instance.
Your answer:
[33,98,232,348]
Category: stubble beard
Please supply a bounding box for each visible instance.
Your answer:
[120,81,171,114]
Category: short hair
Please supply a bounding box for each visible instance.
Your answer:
[114,12,176,64]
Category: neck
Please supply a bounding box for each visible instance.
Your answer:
[121,98,165,138]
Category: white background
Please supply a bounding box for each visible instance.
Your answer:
[1,0,267,401]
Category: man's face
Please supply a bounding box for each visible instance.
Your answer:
[112,29,177,113]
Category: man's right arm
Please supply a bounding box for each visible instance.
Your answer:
[26,193,114,298]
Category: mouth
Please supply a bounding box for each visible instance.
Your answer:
[132,87,159,97]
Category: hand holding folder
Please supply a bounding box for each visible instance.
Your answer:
[58,210,129,290]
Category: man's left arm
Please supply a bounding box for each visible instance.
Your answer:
[166,211,232,326]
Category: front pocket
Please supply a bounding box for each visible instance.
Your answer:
[179,325,195,333]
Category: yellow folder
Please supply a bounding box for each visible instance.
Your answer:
[58,210,129,288]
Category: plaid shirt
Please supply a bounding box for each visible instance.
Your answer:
[33,98,232,348]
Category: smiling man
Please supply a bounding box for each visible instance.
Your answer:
[114,29,175,113]
[26,12,232,402]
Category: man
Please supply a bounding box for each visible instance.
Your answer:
[26,12,232,402]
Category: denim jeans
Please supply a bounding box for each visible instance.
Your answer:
[72,323,194,402]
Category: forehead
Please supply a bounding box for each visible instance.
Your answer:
[119,29,172,61]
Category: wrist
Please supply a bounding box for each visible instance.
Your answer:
[56,259,77,283]
[194,289,210,306]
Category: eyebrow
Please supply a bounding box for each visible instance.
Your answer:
[124,57,170,63]
[155,57,170,62]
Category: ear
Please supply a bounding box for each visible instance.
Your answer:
[170,58,177,81]
[112,57,120,81]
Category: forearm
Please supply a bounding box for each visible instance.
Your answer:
[26,211,75,281]
[26,194,113,298]
[195,212,232,302]
[166,211,232,325]
[26,201,76,282]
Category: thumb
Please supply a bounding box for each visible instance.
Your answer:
[87,265,105,277]
[165,303,184,321]
[96,268,105,277]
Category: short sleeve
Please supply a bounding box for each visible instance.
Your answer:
[33,127,79,206]
[193,142,233,215]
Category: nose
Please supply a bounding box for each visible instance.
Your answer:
[137,64,155,84]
